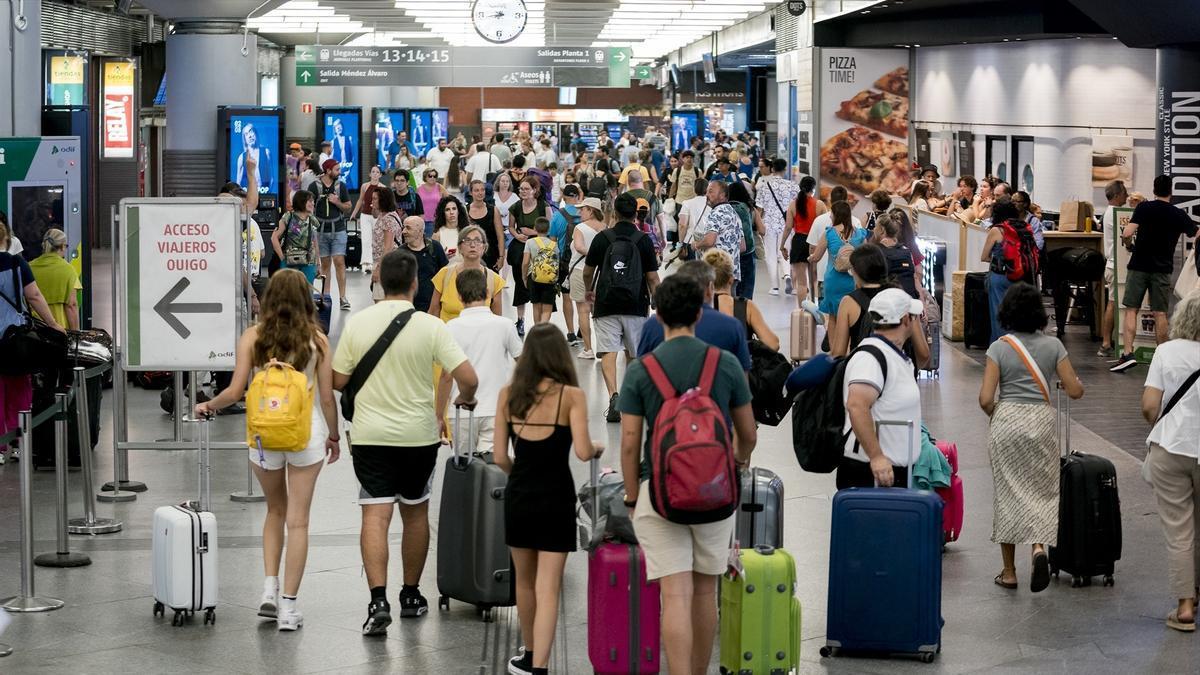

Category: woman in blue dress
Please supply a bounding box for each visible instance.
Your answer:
[808,200,867,340]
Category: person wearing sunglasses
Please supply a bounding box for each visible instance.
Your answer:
[417,168,448,239]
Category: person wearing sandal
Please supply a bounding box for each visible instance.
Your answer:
[1141,290,1200,632]
[979,283,1084,592]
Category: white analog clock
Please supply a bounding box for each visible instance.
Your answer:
[472,0,528,44]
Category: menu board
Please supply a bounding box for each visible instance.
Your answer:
[817,48,911,212]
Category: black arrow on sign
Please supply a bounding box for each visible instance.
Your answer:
[153,278,223,340]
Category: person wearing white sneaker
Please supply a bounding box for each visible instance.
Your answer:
[568,198,605,361]
[195,270,342,631]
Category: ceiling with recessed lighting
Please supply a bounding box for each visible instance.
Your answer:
[133,0,779,62]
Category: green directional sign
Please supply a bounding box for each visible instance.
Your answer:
[635,65,653,80]
[296,65,317,86]
[295,45,316,64]
[607,47,632,87]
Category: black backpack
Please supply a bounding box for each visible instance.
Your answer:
[734,298,793,427]
[791,344,887,473]
[595,229,645,307]
[587,174,609,199]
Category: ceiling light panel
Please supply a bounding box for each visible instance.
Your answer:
[248,0,371,33]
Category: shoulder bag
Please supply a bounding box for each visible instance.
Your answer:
[0,264,67,375]
[339,308,417,421]
[999,334,1051,403]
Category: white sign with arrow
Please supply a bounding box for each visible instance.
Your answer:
[119,198,245,371]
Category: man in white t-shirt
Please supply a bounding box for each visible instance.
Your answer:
[424,138,455,180]
[464,144,502,184]
[534,139,557,169]
[1097,181,1129,357]
[676,177,710,246]
[440,267,523,455]
[839,288,925,490]
[810,185,862,234]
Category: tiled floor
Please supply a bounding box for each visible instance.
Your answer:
[1,258,1198,673]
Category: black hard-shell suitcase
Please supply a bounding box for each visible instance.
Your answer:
[436,407,514,621]
[963,271,990,349]
[345,222,363,269]
[31,369,101,470]
[1048,384,1121,586]
[734,467,784,549]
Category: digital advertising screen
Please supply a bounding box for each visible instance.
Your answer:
[219,107,285,201]
[605,122,625,140]
[101,59,136,159]
[576,122,603,151]
[318,107,362,191]
[373,107,404,170]
[670,110,703,151]
[431,109,449,143]
[409,110,433,158]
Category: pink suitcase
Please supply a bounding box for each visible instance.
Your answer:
[934,441,963,543]
[585,461,661,674]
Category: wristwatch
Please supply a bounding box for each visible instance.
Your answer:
[622,493,637,508]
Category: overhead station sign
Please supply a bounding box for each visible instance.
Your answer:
[120,198,244,371]
[295,45,632,88]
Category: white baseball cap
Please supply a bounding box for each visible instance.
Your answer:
[868,288,924,325]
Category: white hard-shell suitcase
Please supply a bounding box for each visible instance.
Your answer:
[152,417,218,626]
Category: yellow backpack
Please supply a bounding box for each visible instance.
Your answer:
[530,236,559,284]
[246,360,313,452]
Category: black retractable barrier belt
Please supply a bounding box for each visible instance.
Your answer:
[0,428,16,448]
[30,396,67,429]
[82,362,112,380]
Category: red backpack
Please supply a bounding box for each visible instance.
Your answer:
[642,347,739,525]
[997,218,1039,283]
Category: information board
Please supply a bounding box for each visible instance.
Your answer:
[295,46,632,88]
[120,198,243,371]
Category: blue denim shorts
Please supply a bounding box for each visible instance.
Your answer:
[318,230,348,258]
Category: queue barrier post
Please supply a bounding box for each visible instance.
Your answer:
[0,410,65,612]
[98,345,138,503]
[34,392,91,569]
[68,366,122,535]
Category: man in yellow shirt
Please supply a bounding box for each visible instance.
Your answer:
[333,247,478,636]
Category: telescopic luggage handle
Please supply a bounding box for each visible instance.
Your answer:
[184,415,213,512]
[452,404,476,465]
[874,419,916,489]
[1056,381,1071,458]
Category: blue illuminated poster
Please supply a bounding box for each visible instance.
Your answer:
[605,122,624,140]
[409,110,433,158]
[432,109,449,143]
[374,108,402,170]
[322,111,360,190]
[230,114,279,195]
[670,110,702,151]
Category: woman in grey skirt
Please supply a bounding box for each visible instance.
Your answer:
[979,283,1084,592]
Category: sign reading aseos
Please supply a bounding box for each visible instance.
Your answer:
[120,198,244,371]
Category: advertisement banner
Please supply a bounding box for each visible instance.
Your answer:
[229,114,280,196]
[47,53,87,106]
[1092,135,1133,188]
[817,48,911,213]
[103,61,136,159]
[1156,46,1200,224]
[320,109,362,191]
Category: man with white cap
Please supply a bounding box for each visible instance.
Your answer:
[839,288,927,490]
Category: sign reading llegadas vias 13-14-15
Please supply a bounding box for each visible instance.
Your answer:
[120,198,244,371]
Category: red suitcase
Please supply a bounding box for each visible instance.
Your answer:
[585,461,661,674]
[934,441,963,543]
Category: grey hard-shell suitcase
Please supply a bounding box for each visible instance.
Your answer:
[734,467,784,549]
[436,407,514,621]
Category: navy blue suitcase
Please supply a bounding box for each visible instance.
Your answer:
[822,420,943,663]
[313,275,332,334]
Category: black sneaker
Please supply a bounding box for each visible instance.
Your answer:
[398,589,429,618]
[1109,353,1138,373]
[507,651,533,675]
[362,598,392,636]
[566,332,581,346]
[605,393,620,423]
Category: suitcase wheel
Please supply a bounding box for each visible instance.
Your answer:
[171,609,185,627]
[153,601,164,617]
[478,606,496,623]
[438,595,450,611]
[819,646,835,658]
[204,608,216,625]
[921,652,936,664]
[1103,575,1115,587]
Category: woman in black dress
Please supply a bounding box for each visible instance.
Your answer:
[507,176,553,338]
[466,179,504,272]
[493,324,601,675]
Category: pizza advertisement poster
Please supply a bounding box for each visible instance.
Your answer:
[817,48,912,213]
[1092,135,1133,188]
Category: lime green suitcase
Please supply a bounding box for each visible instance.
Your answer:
[719,546,801,675]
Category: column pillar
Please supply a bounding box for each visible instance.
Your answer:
[164,22,258,195]
[280,54,343,144]
[0,0,41,135]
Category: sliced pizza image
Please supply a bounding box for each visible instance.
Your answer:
[819,126,911,196]
[874,66,910,98]
[835,89,909,138]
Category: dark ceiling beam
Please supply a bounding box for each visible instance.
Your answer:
[1066,0,1200,48]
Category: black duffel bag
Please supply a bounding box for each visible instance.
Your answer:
[0,264,67,375]
[1051,246,1106,282]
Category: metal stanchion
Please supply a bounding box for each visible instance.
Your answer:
[0,411,65,612]
[99,345,138,502]
[34,393,91,568]
[0,643,11,657]
[230,458,264,502]
[67,367,122,535]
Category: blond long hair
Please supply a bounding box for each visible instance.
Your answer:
[253,269,323,370]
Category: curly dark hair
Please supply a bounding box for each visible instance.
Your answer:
[998,282,1048,333]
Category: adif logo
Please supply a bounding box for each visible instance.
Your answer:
[208,350,234,360]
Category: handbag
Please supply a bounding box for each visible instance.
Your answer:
[1175,248,1200,299]
[1144,367,1200,484]
[0,265,67,375]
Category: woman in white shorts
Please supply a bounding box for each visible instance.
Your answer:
[196,269,341,632]
[568,197,606,359]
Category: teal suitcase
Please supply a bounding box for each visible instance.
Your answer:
[719,546,801,674]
